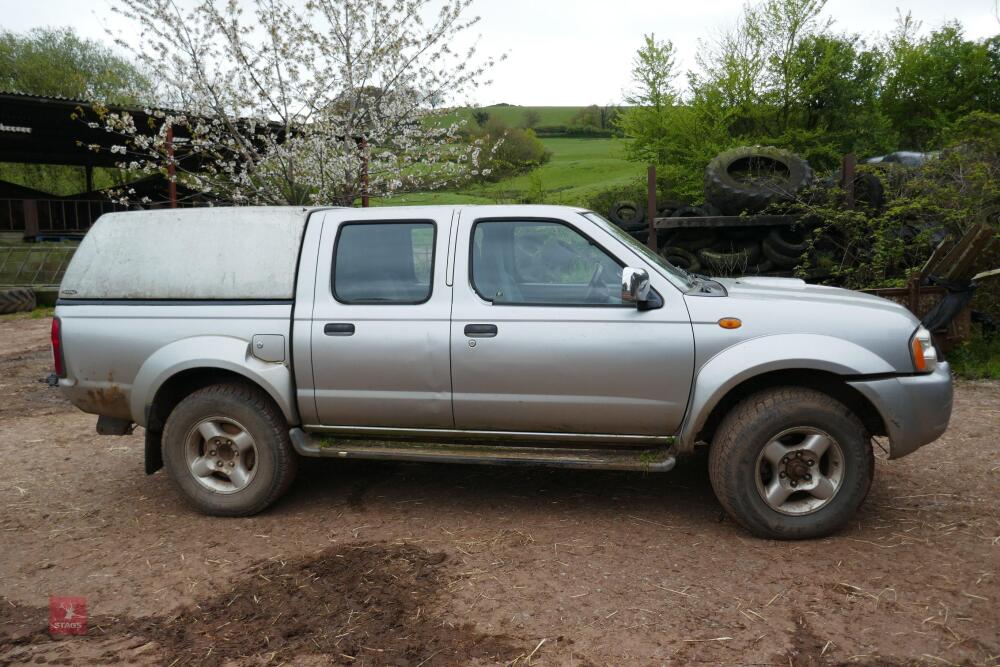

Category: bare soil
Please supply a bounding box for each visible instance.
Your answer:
[0,316,997,666]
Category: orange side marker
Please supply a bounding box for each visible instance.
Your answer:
[718,318,742,329]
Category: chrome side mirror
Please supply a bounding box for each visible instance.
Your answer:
[621,266,651,305]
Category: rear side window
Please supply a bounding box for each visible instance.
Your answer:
[333,221,435,304]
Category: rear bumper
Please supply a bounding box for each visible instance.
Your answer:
[847,362,953,459]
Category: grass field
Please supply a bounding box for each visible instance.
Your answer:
[383,137,642,208]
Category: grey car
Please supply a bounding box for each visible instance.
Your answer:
[52,205,952,539]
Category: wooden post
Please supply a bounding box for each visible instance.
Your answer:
[166,124,177,208]
[23,199,39,240]
[646,165,657,253]
[841,153,856,210]
[84,162,94,194]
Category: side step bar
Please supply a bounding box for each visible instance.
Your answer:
[289,428,676,472]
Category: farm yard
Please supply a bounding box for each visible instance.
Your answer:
[0,314,998,666]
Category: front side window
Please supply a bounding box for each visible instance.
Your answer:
[333,221,435,304]
[471,220,625,306]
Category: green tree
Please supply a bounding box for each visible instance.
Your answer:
[624,34,678,109]
[521,109,541,129]
[0,27,150,102]
[882,18,1000,148]
[569,105,602,130]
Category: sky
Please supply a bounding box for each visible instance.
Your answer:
[1,0,997,106]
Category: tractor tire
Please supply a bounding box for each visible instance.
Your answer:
[658,246,701,273]
[0,288,36,315]
[705,146,813,215]
[609,201,646,231]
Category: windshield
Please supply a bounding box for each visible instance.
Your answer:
[581,211,694,288]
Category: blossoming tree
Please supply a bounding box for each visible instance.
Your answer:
[91,0,498,205]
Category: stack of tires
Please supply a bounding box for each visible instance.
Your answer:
[608,146,818,276]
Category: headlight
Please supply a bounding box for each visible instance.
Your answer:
[910,325,937,373]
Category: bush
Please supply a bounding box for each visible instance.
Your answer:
[475,117,552,179]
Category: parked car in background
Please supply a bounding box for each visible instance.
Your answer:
[51,205,952,539]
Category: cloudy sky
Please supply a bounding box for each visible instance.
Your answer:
[2,0,997,105]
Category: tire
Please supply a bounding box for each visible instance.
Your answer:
[767,227,809,254]
[162,383,297,516]
[851,172,885,212]
[698,241,761,274]
[762,236,802,268]
[708,387,874,539]
[658,246,701,273]
[664,230,718,252]
[671,204,704,218]
[704,146,813,215]
[0,288,36,314]
[657,199,685,218]
[608,201,646,231]
[748,259,774,274]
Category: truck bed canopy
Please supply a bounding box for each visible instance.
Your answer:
[59,207,320,300]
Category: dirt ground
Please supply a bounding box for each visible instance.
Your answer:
[0,316,997,666]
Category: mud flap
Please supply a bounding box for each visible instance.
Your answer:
[145,429,163,474]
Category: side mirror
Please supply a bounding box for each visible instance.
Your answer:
[621,266,651,306]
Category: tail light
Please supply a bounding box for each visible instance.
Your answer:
[51,317,66,378]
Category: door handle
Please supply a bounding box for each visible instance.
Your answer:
[464,323,498,338]
[324,323,355,336]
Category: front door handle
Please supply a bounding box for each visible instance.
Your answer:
[324,323,355,336]
[464,323,498,338]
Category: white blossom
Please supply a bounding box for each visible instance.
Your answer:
[90,0,499,206]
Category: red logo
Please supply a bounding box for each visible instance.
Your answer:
[49,597,87,635]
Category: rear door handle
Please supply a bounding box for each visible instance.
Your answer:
[324,323,355,336]
[464,323,498,337]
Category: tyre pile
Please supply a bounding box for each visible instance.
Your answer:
[608,146,872,277]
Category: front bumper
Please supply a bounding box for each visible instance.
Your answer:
[847,362,953,459]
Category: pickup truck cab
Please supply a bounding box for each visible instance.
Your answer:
[53,205,953,539]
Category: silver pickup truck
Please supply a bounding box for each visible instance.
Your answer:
[52,205,952,539]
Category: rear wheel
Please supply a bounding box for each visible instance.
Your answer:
[708,387,873,539]
[162,383,297,516]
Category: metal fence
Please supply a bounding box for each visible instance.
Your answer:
[0,198,129,236]
[0,246,76,288]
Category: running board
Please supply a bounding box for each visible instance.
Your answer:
[289,428,676,472]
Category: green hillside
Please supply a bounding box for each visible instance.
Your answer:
[382,137,642,208]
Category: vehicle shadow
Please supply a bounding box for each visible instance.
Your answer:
[280,448,724,526]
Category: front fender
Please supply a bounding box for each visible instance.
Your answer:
[130,335,299,427]
[676,334,896,450]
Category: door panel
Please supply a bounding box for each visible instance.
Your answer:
[450,215,694,436]
[310,210,454,429]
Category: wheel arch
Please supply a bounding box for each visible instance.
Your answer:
[692,369,887,449]
[132,336,298,475]
[676,334,895,451]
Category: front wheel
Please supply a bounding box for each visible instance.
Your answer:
[708,387,873,539]
[162,383,297,516]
